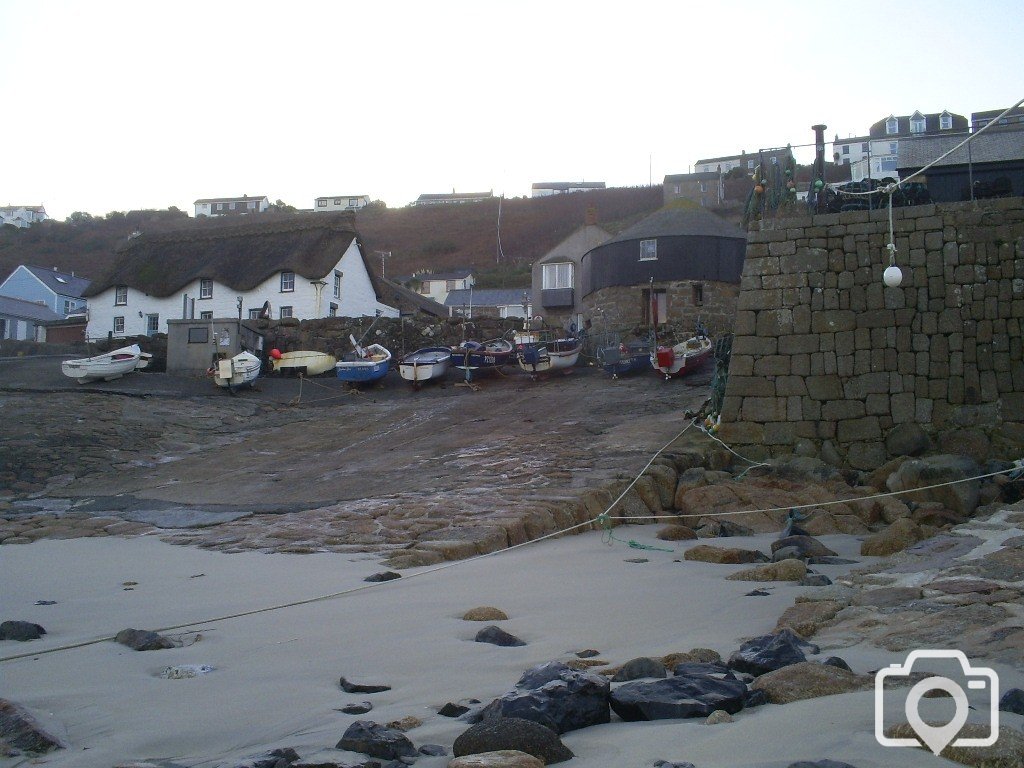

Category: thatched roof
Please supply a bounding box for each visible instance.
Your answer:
[85,212,363,298]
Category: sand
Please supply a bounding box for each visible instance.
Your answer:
[5,526,1016,768]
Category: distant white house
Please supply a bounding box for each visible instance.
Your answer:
[0,264,91,316]
[414,269,475,304]
[0,205,48,228]
[531,181,606,197]
[315,195,371,212]
[193,195,270,218]
[82,212,422,341]
[411,191,493,206]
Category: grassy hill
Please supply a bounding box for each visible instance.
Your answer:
[0,187,664,291]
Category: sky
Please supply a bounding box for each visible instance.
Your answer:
[2,0,1022,221]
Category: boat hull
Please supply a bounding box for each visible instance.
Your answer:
[516,338,581,375]
[271,351,337,376]
[451,339,515,372]
[651,337,713,379]
[399,347,452,384]
[600,343,653,378]
[61,344,148,383]
[336,344,391,383]
[212,352,262,389]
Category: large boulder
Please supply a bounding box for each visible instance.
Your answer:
[114,628,175,651]
[449,750,545,768]
[727,629,818,676]
[485,663,609,734]
[610,668,748,721]
[453,718,573,765]
[750,661,873,704]
[860,518,925,557]
[0,698,66,754]
[610,657,667,682]
[775,600,844,637]
[883,723,1024,766]
[475,626,526,647]
[886,454,982,516]
[683,544,767,564]
[335,720,416,760]
[0,621,46,641]
[725,558,807,582]
[770,536,837,559]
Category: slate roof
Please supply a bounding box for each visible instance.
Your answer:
[664,172,722,182]
[868,112,968,138]
[194,195,269,204]
[606,207,745,244]
[416,269,474,281]
[0,295,62,323]
[23,265,91,298]
[531,181,606,191]
[444,288,531,308]
[536,224,611,265]
[898,132,1024,171]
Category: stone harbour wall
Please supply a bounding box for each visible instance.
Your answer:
[718,197,1024,469]
[584,280,740,339]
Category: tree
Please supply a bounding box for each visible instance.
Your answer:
[269,199,297,213]
[65,211,94,225]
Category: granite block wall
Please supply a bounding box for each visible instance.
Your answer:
[583,280,740,338]
[717,197,1024,470]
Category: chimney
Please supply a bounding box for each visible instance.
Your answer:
[584,206,598,226]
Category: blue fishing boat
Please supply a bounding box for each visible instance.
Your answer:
[451,337,515,382]
[335,334,391,384]
[598,339,653,379]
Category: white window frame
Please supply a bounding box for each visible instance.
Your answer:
[940,113,952,130]
[317,199,327,207]
[348,198,358,207]
[542,262,573,290]
[333,270,341,299]
[886,117,898,135]
[248,308,261,319]
[114,285,127,305]
[280,271,295,292]
[199,278,213,299]
[113,316,125,334]
[639,239,658,262]
[200,311,213,320]
[910,116,926,134]
[146,314,159,335]
[279,306,293,319]
[329,303,338,317]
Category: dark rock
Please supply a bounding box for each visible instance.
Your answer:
[453,717,573,765]
[653,762,696,768]
[418,744,447,756]
[787,761,859,768]
[364,571,401,583]
[800,574,833,587]
[340,701,373,715]
[727,629,819,676]
[34,601,57,606]
[610,673,748,721]
[744,688,768,707]
[885,423,930,457]
[808,556,859,565]
[575,649,600,658]
[772,545,806,562]
[339,677,391,694]
[852,586,922,609]
[821,656,852,671]
[715,520,755,537]
[0,621,46,642]
[671,662,739,681]
[772,535,838,559]
[475,625,526,647]
[114,628,175,651]
[486,663,610,734]
[0,698,65,754]
[610,657,667,682]
[438,702,469,718]
[745,589,771,596]
[233,747,300,767]
[335,720,416,761]
[1000,687,1024,716]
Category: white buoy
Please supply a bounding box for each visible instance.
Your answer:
[883,265,903,287]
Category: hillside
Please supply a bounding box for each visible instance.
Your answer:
[0,187,664,290]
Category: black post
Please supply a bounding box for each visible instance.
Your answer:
[811,124,828,214]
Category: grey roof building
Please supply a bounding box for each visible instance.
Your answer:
[0,294,62,340]
[898,132,1024,201]
[444,288,531,317]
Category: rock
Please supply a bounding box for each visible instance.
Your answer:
[387,715,422,731]
[339,677,391,694]
[886,454,982,516]
[575,649,600,658]
[449,750,545,768]
[475,625,526,647]
[853,587,923,609]
[683,544,767,564]
[657,524,697,541]
[671,661,739,680]
[751,661,873,704]
[771,535,838,559]
[485,663,609,734]
[609,672,748,721]
[158,664,213,679]
[705,709,734,724]
[463,607,509,622]
[999,687,1024,715]
[363,570,401,583]
[821,656,852,671]
[704,519,756,537]
[453,718,573,765]
[610,657,667,682]
[335,720,416,761]
[775,600,843,637]
[772,546,805,562]
[114,628,175,651]
[228,747,299,767]
[883,723,1024,766]
[861,518,925,557]
[340,701,373,715]
[885,423,931,457]
[808,556,859,565]
[725,558,807,581]
[727,629,818,676]
[419,743,447,756]
[799,574,833,586]
[0,698,65,754]
[0,621,46,641]
[786,761,859,768]
[653,762,696,768]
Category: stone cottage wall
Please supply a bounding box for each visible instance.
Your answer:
[583,280,740,338]
[718,197,1024,470]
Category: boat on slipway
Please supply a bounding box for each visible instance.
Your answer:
[270,350,337,376]
[514,330,582,379]
[399,346,452,387]
[61,344,152,383]
[651,334,713,380]
[450,337,515,383]
[210,351,262,392]
[598,339,653,379]
[336,335,392,384]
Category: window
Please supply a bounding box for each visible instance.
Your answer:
[146,314,159,335]
[639,239,657,261]
[279,306,293,319]
[333,270,341,299]
[64,299,72,314]
[446,279,457,291]
[940,113,952,130]
[641,289,667,326]
[674,184,681,194]
[248,308,261,319]
[200,311,213,320]
[329,303,338,317]
[217,203,225,211]
[188,327,209,344]
[885,117,898,135]
[115,285,127,305]
[862,142,869,152]
[910,114,925,133]
[334,198,342,205]
[842,145,850,155]
[348,198,358,207]
[317,199,327,207]
[889,142,898,154]
[247,201,255,210]
[692,283,704,306]
[280,271,295,292]
[746,159,755,169]
[200,279,213,299]
[229,202,236,210]
[113,316,125,333]
[542,262,573,289]
[418,283,429,294]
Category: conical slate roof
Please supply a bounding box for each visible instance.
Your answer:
[606,207,744,244]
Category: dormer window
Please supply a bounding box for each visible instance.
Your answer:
[940,111,953,130]
[885,116,899,135]
[910,112,926,134]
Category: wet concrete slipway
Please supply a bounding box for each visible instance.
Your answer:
[0,353,715,565]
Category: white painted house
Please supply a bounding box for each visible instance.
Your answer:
[314,195,371,212]
[0,205,48,228]
[82,212,418,342]
[414,269,475,304]
[193,195,270,218]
